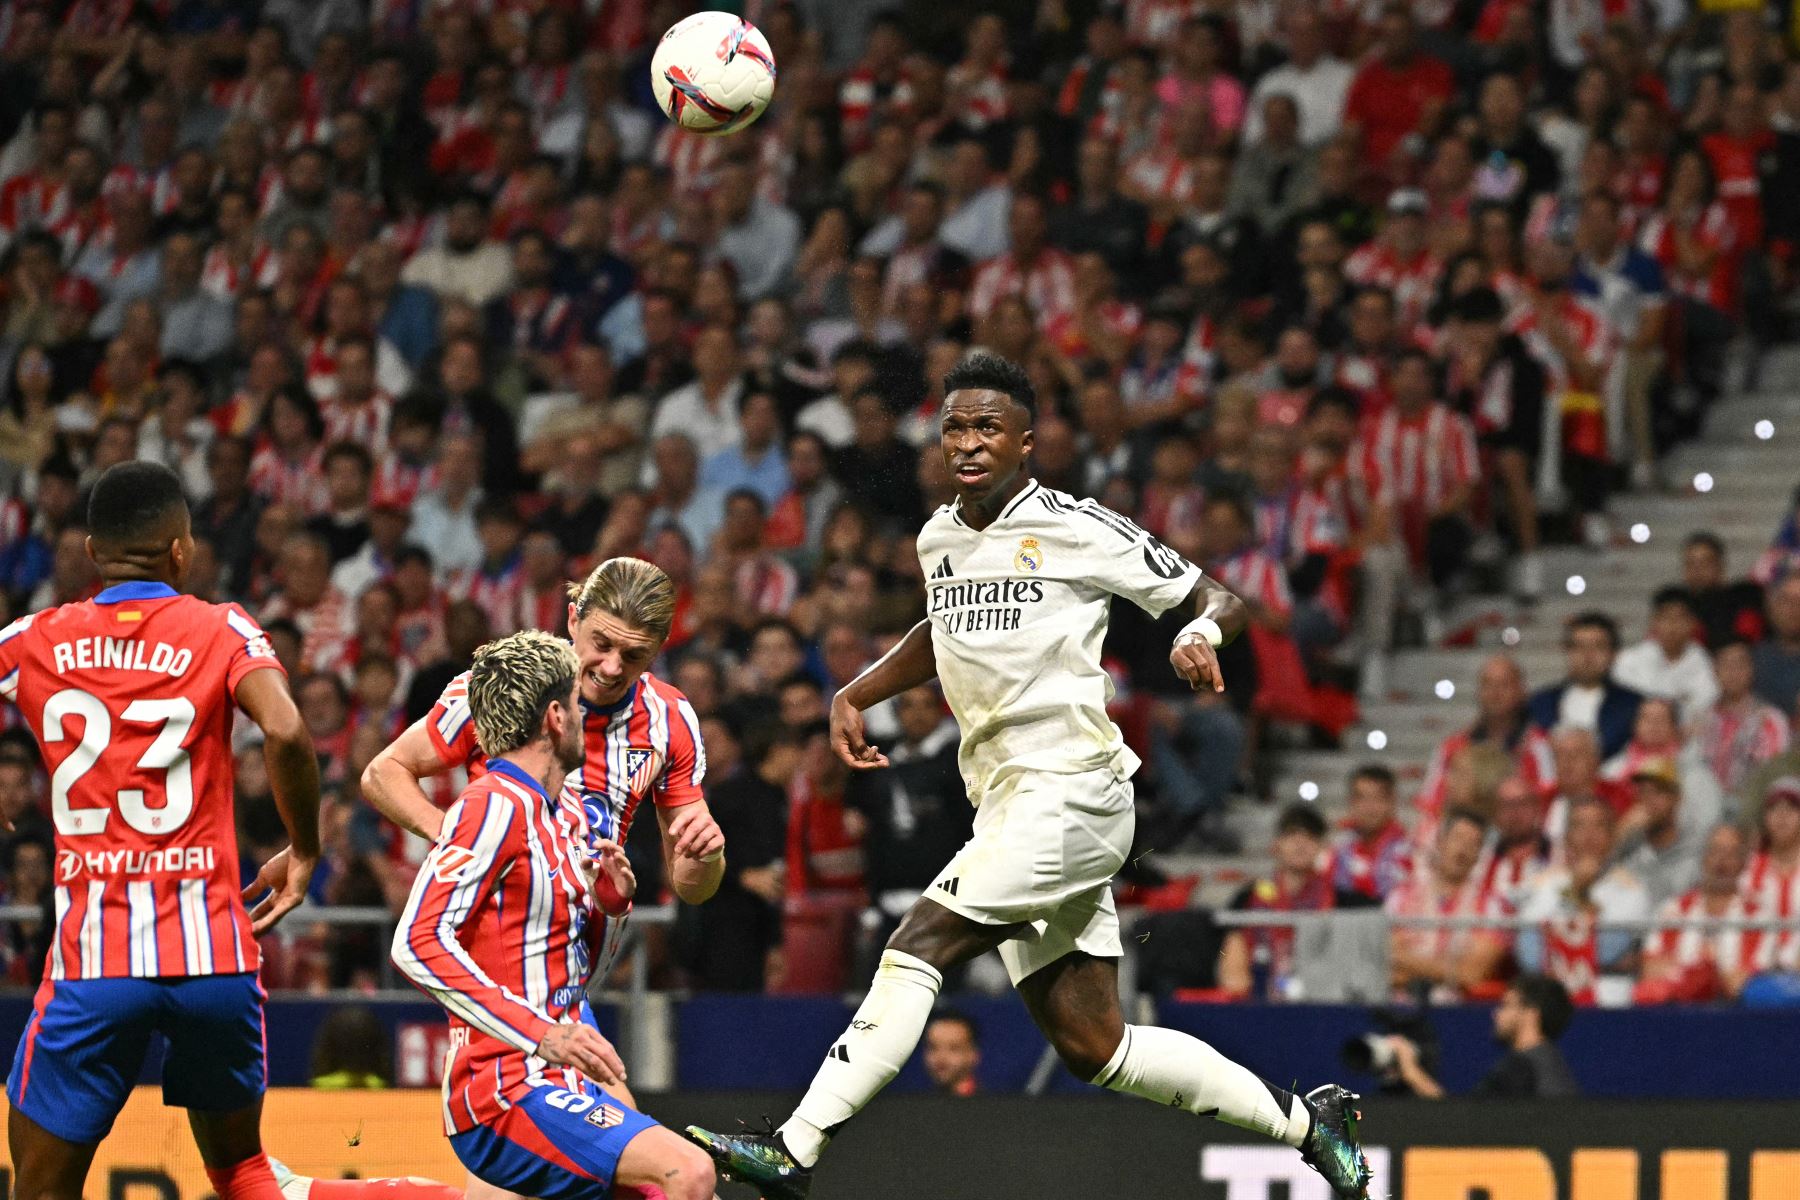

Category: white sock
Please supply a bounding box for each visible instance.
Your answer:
[1092,1025,1312,1149]
[780,949,943,1167]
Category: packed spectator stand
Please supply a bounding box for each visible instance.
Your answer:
[0,0,1798,1017]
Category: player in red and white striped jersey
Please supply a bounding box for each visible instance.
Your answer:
[2,463,321,1200]
[364,558,725,944]
[1640,826,1776,1002]
[391,631,716,1200]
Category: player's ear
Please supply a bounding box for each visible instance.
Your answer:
[1018,425,1034,458]
[84,535,99,569]
[566,602,580,640]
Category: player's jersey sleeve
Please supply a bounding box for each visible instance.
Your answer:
[0,613,36,706]
[654,690,706,808]
[1057,495,1203,617]
[425,670,482,770]
[220,602,285,698]
[392,787,555,1054]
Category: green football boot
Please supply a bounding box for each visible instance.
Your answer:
[682,1122,813,1200]
[1299,1084,1372,1199]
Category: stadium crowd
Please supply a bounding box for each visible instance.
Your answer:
[0,0,1797,1006]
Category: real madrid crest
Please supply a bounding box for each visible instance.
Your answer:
[1014,536,1043,573]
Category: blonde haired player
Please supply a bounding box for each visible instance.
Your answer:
[392,630,715,1200]
[356,558,721,1200]
[686,354,1371,1198]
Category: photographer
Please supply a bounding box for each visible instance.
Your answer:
[1381,975,1581,1099]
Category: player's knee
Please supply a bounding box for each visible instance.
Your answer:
[1051,1025,1122,1083]
[658,1140,716,1200]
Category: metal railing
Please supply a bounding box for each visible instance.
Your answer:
[1211,910,1800,932]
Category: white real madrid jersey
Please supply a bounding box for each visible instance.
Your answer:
[917,480,1203,799]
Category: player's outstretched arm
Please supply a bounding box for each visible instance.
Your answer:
[237,668,323,934]
[831,618,937,769]
[1169,577,1248,695]
[659,799,726,904]
[361,717,456,841]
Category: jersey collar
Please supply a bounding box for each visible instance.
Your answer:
[94,581,179,604]
[487,756,549,802]
[583,680,638,718]
[951,478,1041,531]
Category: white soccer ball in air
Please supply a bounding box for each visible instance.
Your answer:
[650,11,777,136]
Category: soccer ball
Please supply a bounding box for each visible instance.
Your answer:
[650,11,777,136]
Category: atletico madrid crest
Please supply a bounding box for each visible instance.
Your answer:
[585,1103,627,1129]
[623,748,660,794]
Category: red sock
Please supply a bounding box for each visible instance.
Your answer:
[307,1179,463,1200]
[205,1152,285,1200]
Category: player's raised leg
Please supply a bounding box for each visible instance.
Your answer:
[685,897,1013,1198]
[1016,951,1370,1198]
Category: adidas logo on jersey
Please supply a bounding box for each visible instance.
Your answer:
[937,877,960,897]
[828,1043,852,1062]
[930,556,955,579]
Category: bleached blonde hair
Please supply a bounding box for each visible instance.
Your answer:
[566,556,676,640]
[468,630,579,757]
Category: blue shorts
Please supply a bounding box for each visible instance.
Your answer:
[449,1077,658,1200]
[7,973,267,1145]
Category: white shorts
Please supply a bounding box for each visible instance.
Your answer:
[925,763,1134,985]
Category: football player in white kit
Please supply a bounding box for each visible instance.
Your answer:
[685,353,1371,1198]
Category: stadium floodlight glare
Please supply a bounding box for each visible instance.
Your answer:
[1434,679,1455,700]
[1756,420,1775,440]
[1629,523,1651,544]
[1694,472,1715,493]
[1502,626,1521,646]
[1298,780,1320,801]
[1566,575,1587,596]
[1366,729,1388,751]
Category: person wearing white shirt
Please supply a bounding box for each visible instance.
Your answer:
[1612,588,1720,726]
[936,136,1011,262]
[642,326,745,484]
[1515,795,1651,1006]
[407,433,485,578]
[1240,8,1355,147]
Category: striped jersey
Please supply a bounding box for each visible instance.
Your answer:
[1647,889,1776,978]
[392,759,595,1135]
[1739,853,1800,968]
[426,667,705,854]
[0,581,283,980]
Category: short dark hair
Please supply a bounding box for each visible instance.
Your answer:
[1651,585,1696,616]
[1566,611,1621,652]
[750,617,803,648]
[322,440,374,476]
[1307,386,1360,421]
[1511,973,1575,1040]
[725,488,767,515]
[1442,806,1490,839]
[1203,490,1254,529]
[1276,803,1328,839]
[88,461,189,547]
[928,1006,980,1043]
[1454,286,1505,324]
[943,352,1036,422]
[474,496,523,527]
[1351,764,1397,793]
[1684,530,1724,558]
[393,544,435,572]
